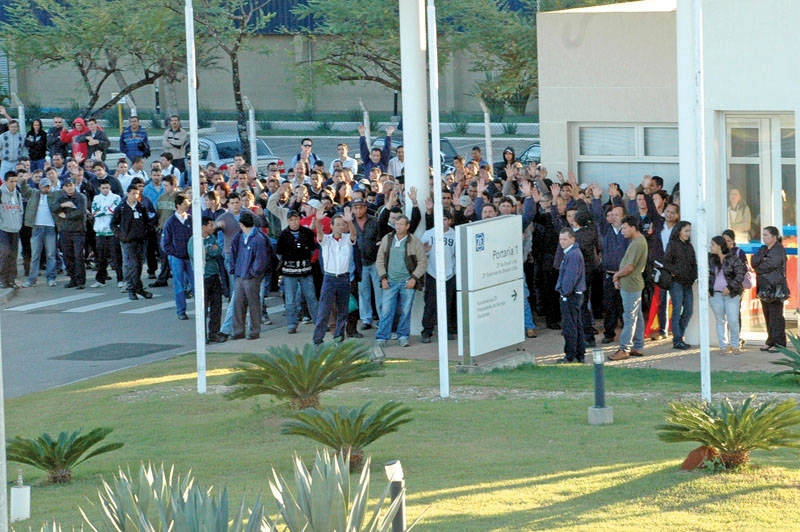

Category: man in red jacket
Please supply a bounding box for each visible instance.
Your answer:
[60,118,90,162]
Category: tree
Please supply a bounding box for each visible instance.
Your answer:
[167,0,274,163]
[0,0,205,117]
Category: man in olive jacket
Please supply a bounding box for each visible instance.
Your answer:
[374,214,427,347]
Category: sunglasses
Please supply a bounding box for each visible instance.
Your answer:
[302,144,312,148]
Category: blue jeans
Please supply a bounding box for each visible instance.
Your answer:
[168,256,192,316]
[376,281,416,341]
[669,282,694,344]
[709,292,740,349]
[523,278,536,330]
[620,289,645,352]
[358,263,382,325]
[28,225,57,283]
[222,253,235,334]
[285,275,318,329]
[30,159,46,172]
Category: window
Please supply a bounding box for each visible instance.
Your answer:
[572,123,679,191]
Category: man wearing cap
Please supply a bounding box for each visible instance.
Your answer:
[351,197,382,330]
[111,185,154,300]
[51,177,88,289]
[312,205,357,345]
[19,176,59,287]
[276,209,319,334]
[229,210,273,340]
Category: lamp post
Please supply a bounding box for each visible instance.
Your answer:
[384,460,405,532]
[588,348,613,425]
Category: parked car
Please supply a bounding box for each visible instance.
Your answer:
[189,135,284,175]
[516,142,541,166]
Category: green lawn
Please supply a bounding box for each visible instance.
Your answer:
[8,353,800,531]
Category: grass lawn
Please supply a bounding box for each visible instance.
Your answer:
[8,353,800,531]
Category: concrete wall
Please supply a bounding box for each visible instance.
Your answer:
[10,35,502,115]
[537,4,678,171]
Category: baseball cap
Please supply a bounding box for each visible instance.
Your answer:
[350,198,365,206]
[39,178,52,188]
[287,210,301,219]
[307,199,322,209]
[63,177,75,185]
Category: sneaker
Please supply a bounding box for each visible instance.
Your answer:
[421,335,432,344]
[22,280,34,288]
[47,280,57,287]
[526,329,537,338]
[118,281,126,288]
[261,315,273,325]
[361,323,373,331]
[398,337,410,347]
[150,281,168,288]
[391,332,398,340]
[287,327,297,335]
[177,313,189,320]
[148,273,157,279]
[90,281,106,288]
[301,316,313,324]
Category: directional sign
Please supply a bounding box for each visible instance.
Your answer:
[458,278,524,357]
[456,215,523,292]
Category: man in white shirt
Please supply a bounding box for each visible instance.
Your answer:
[123,156,148,190]
[387,145,404,179]
[329,143,358,175]
[312,205,357,345]
[420,210,457,342]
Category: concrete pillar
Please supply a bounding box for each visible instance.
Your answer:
[399,0,430,228]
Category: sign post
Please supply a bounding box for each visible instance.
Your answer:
[455,216,524,365]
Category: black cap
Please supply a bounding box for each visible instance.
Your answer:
[350,198,365,206]
[63,177,75,185]
[287,210,301,219]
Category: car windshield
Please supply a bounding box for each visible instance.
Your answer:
[215,140,273,159]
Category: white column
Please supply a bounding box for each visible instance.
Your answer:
[399,0,430,226]
[0,313,8,531]
[185,0,207,394]
[677,0,711,401]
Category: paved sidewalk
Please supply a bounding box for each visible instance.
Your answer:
[208,320,788,373]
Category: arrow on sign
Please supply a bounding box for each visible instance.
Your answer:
[511,290,518,301]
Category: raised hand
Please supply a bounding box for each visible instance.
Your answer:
[626,183,637,200]
[407,186,417,203]
[642,174,652,191]
[531,185,542,203]
[74,151,85,164]
[342,206,353,222]
[464,204,474,217]
[386,125,395,136]
[520,179,531,197]
[550,182,561,198]
[477,179,488,195]
[316,205,326,220]
[556,170,565,183]
[608,183,619,197]
[540,166,548,179]
[358,124,366,136]
[568,170,577,185]
[505,164,515,180]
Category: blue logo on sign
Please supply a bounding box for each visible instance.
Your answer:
[476,233,485,251]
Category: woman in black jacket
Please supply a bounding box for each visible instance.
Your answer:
[708,236,746,354]
[751,226,788,352]
[663,221,697,350]
[24,119,48,171]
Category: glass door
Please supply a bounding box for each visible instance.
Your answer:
[724,114,797,342]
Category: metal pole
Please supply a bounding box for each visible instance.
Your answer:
[0,311,9,532]
[358,98,371,148]
[389,479,405,532]
[479,99,493,169]
[11,93,24,134]
[593,349,605,409]
[185,0,206,394]
[691,0,711,402]
[243,96,257,167]
[427,0,449,399]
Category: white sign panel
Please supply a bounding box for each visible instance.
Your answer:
[456,215,523,292]
[458,278,524,356]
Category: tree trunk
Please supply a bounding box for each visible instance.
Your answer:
[164,79,179,121]
[229,50,251,163]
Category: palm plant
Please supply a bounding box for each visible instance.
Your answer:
[226,341,382,409]
[281,402,413,471]
[657,395,800,469]
[81,462,274,532]
[7,428,123,484]
[771,333,800,379]
[269,449,422,532]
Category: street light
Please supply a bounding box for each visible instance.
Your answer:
[384,460,405,532]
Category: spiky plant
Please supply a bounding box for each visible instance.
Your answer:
[7,428,123,484]
[657,395,800,469]
[771,334,800,379]
[281,402,413,471]
[81,462,275,532]
[226,341,381,409]
[269,449,423,532]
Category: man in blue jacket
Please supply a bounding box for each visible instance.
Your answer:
[359,124,393,176]
[161,194,193,320]
[229,210,273,340]
[119,116,150,163]
[555,227,587,363]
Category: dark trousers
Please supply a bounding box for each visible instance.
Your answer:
[762,300,786,347]
[313,274,350,344]
[19,225,31,275]
[233,276,263,338]
[591,270,604,319]
[84,223,96,262]
[422,273,457,336]
[121,240,145,293]
[61,231,86,286]
[560,293,585,361]
[580,282,595,340]
[154,229,170,280]
[0,230,19,285]
[205,275,223,336]
[173,158,186,173]
[95,235,123,283]
[345,279,360,336]
[602,273,624,339]
[540,262,561,326]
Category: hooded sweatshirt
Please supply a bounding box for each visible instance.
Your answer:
[494,146,516,179]
[0,129,25,163]
[0,183,24,233]
[60,118,90,161]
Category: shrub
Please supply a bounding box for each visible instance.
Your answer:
[502,122,519,135]
[281,402,413,471]
[7,428,123,484]
[269,449,422,532]
[656,395,800,469]
[317,119,333,132]
[259,120,273,132]
[197,106,213,129]
[226,341,381,409]
[772,333,800,379]
[449,113,468,135]
[81,463,274,532]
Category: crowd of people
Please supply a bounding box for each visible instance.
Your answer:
[0,111,791,358]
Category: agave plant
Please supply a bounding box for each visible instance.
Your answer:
[657,395,800,469]
[7,428,123,484]
[81,462,275,532]
[771,334,800,379]
[269,449,423,532]
[226,341,382,409]
[281,402,413,471]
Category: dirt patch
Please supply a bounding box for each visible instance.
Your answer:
[114,384,235,402]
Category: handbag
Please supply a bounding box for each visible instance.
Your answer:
[655,267,674,290]
[757,283,789,304]
[742,269,756,289]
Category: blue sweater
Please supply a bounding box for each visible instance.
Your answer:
[555,245,586,296]
[230,228,273,279]
[161,214,193,260]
